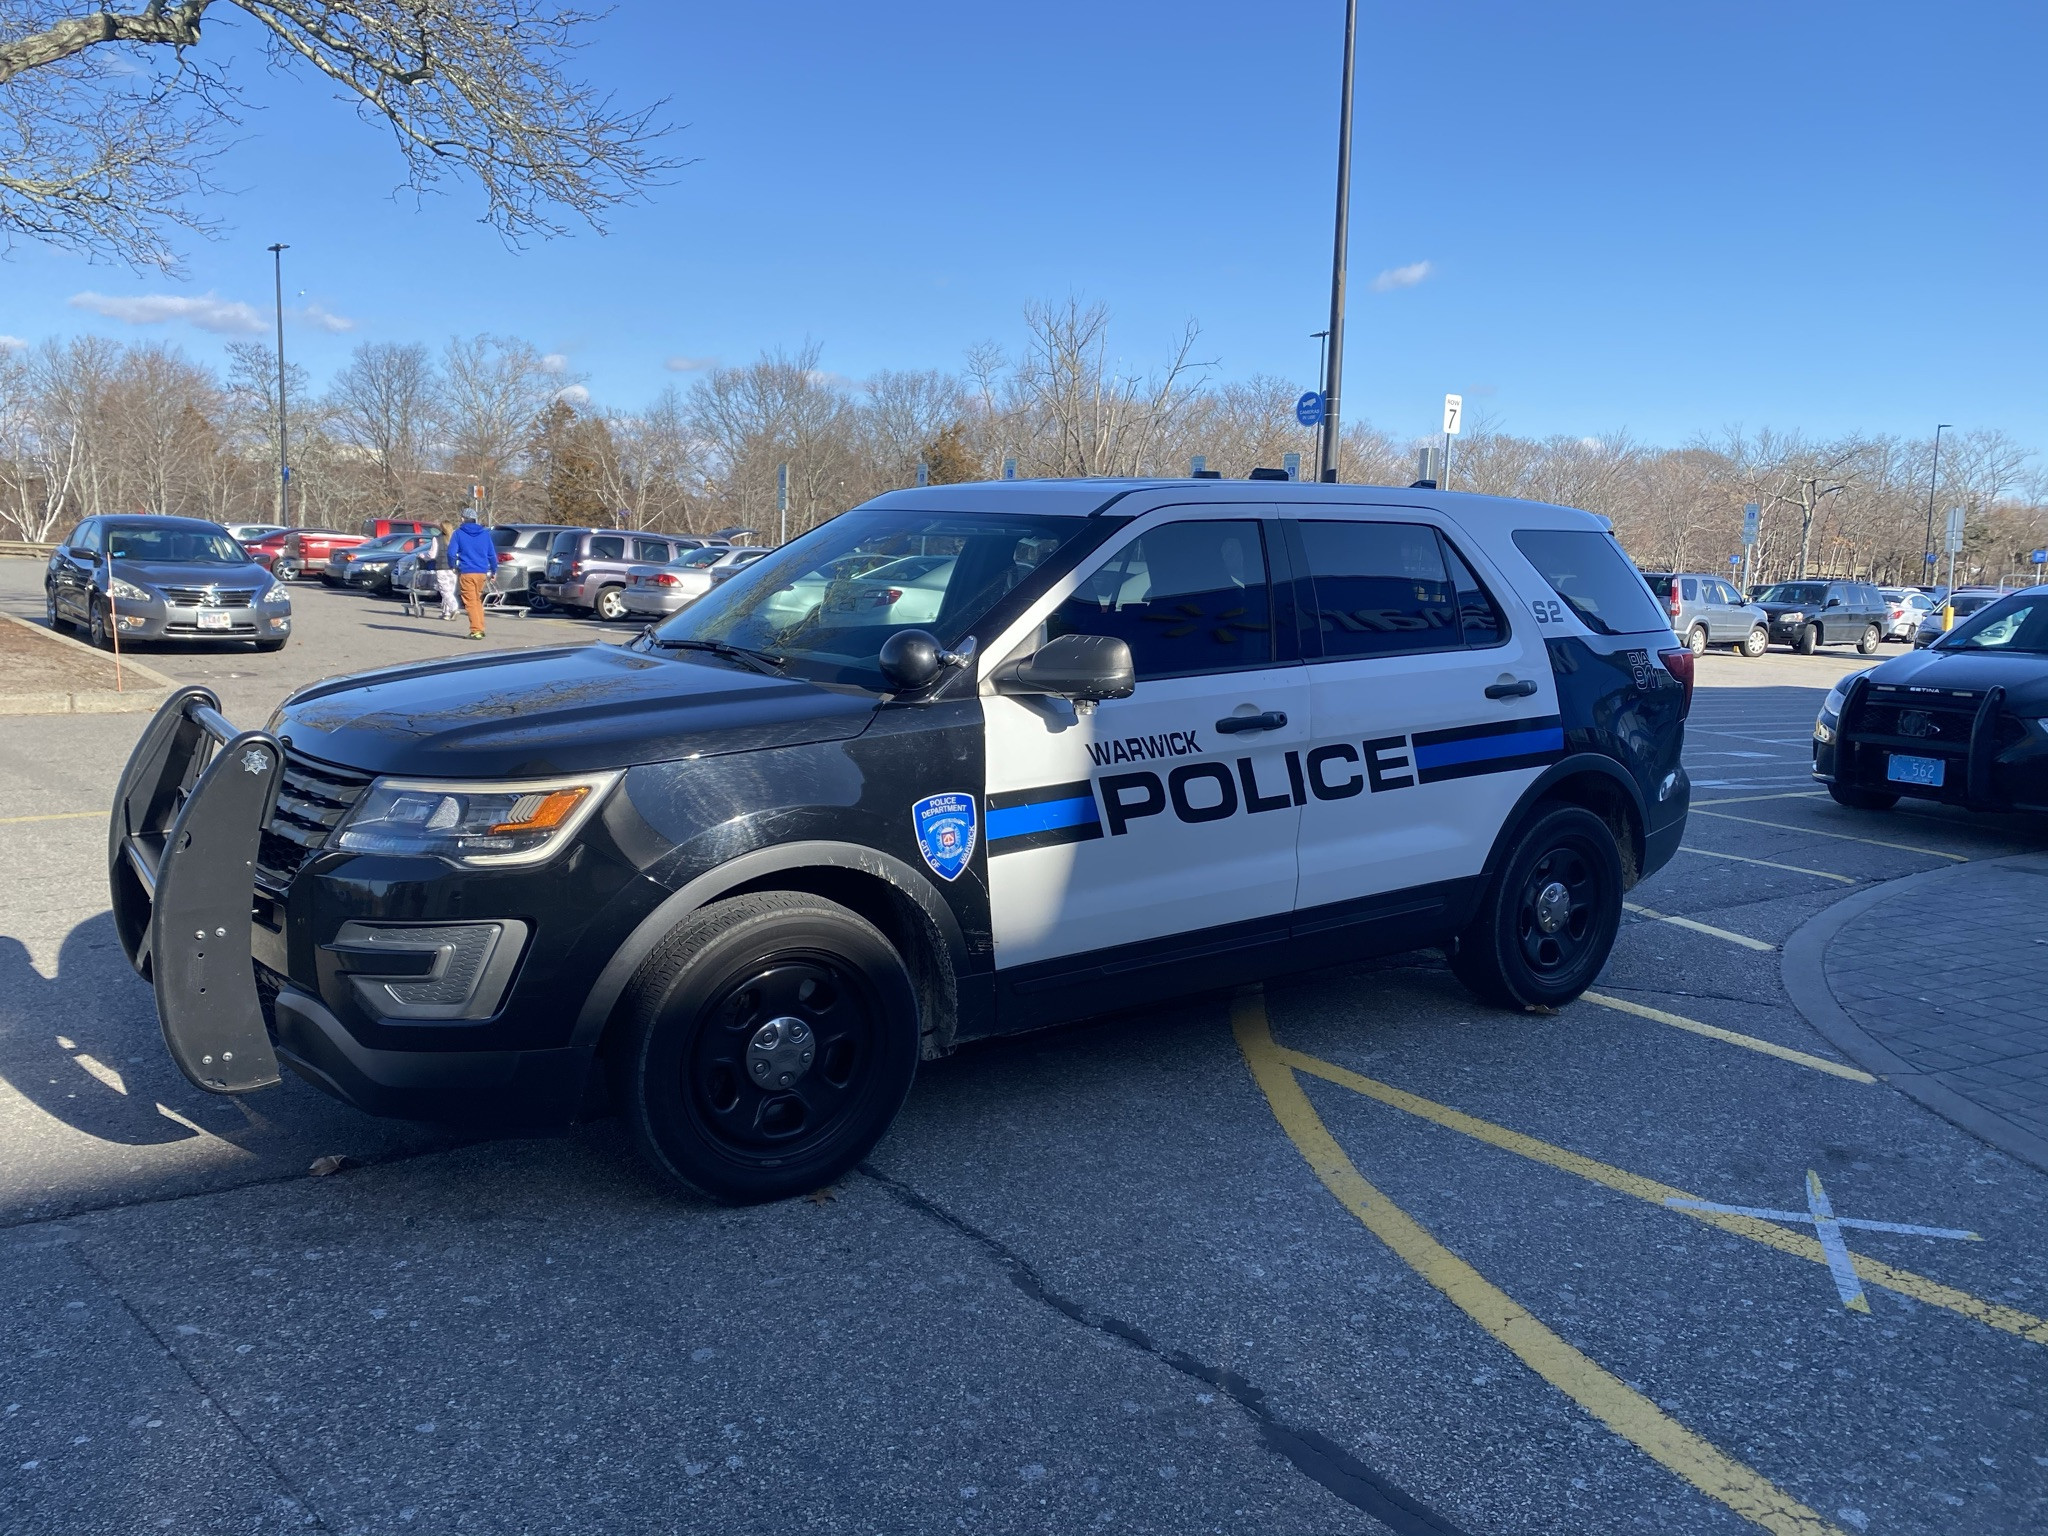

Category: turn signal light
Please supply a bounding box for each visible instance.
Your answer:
[488,786,591,836]
[1657,647,1695,717]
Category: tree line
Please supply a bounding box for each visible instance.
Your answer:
[3,297,2042,586]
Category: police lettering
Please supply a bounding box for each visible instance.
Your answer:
[1086,730,1203,767]
[1101,738,1421,836]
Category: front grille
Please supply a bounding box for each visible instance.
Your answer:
[160,587,255,607]
[1858,701,1977,744]
[256,749,375,889]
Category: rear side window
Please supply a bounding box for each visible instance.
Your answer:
[634,537,670,562]
[1051,519,1273,679]
[1512,529,1669,636]
[588,536,626,561]
[1680,577,1698,601]
[1296,520,1506,658]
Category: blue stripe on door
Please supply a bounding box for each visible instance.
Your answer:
[985,795,1102,841]
[1411,726,1565,771]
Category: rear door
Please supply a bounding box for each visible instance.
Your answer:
[1288,513,1560,912]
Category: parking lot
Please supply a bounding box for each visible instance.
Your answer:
[4,560,2047,1535]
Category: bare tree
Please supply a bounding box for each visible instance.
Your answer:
[996,298,1211,477]
[328,341,440,513]
[440,333,563,514]
[0,0,678,270]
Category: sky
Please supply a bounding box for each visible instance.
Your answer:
[2,1,2043,454]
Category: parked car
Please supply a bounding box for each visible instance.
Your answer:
[1640,571,1768,656]
[705,546,773,587]
[1815,585,2048,813]
[224,522,288,546]
[328,533,429,593]
[1878,586,1933,641]
[45,514,292,652]
[1752,579,1888,654]
[537,529,727,620]
[358,517,432,542]
[486,523,574,602]
[619,546,734,619]
[240,528,294,573]
[276,528,364,581]
[1911,587,2006,647]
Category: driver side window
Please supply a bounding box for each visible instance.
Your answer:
[1049,520,1273,680]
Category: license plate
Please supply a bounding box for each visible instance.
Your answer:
[1886,754,1945,787]
[197,609,233,631]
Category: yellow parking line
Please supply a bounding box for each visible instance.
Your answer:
[0,810,99,826]
[1624,902,1777,952]
[1581,991,1876,1082]
[1233,994,1850,1536]
[1675,846,1856,884]
[1693,791,1829,806]
[1688,808,1969,862]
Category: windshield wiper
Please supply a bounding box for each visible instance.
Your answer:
[644,635,789,675]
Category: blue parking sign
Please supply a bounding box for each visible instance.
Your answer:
[1295,391,1325,429]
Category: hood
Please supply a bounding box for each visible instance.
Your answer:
[112,559,269,591]
[273,642,879,777]
[1757,599,1817,617]
[1864,646,2048,714]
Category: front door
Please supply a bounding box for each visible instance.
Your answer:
[1287,513,1562,913]
[982,513,1307,972]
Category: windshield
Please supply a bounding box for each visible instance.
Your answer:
[1758,583,1826,604]
[105,525,249,564]
[1937,592,2048,653]
[646,509,1096,689]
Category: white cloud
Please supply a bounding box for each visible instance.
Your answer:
[540,352,569,374]
[297,303,356,334]
[1369,260,1434,293]
[664,355,716,372]
[68,290,265,334]
[554,383,591,407]
[0,335,25,352]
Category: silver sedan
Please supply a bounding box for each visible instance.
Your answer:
[619,547,729,618]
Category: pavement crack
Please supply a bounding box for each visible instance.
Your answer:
[67,1241,330,1530]
[859,1162,1475,1536]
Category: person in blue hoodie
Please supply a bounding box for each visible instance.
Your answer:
[447,509,499,639]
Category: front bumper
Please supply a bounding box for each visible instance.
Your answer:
[1812,675,2048,812]
[110,598,288,641]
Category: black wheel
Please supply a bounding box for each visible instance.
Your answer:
[526,592,551,613]
[1686,623,1708,656]
[595,585,628,621]
[1795,622,1819,655]
[612,892,920,1204]
[254,638,286,653]
[1856,623,1880,655]
[87,598,112,650]
[45,586,69,633]
[1827,782,1897,811]
[1450,804,1624,1011]
[1740,626,1767,657]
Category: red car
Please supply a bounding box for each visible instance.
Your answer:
[359,518,431,541]
[241,528,293,573]
[275,528,367,581]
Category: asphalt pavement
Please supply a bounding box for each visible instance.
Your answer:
[3,562,2047,1536]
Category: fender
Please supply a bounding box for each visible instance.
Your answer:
[571,838,972,1050]
[1479,751,1650,880]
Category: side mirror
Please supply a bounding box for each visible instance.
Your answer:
[997,632,1136,703]
[1826,597,1842,607]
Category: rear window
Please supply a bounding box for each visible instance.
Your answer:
[550,531,582,557]
[1641,573,1676,600]
[1511,529,1669,636]
[492,528,520,549]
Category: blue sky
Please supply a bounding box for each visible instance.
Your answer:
[3,1,2042,452]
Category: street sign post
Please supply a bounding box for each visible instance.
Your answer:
[1738,502,1760,592]
[1189,454,1207,477]
[2031,550,2047,566]
[915,461,929,487]
[1945,506,1966,554]
[1282,452,1301,482]
[1002,457,1017,481]
[1295,391,1325,429]
[1442,394,1462,435]
[775,462,789,545]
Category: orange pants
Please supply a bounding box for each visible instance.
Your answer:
[458,573,489,634]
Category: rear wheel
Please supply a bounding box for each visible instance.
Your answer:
[1795,622,1820,655]
[1450,805,1624,1011]
[1686,624,1709,656]
[595,584,628,621]
[1740,625,1768,657]
[612,892,920,1204]
[1827,782,1898,811]
[1856,623,1881,655]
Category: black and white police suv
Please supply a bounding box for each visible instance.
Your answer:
[109,480,1693,1202]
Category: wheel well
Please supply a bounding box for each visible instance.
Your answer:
[1530,773,1643,889]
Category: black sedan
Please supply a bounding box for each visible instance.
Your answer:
[45,515,292,652]
[1814,585,2048,813]
[326,533,427,593]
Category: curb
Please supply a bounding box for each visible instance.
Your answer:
[1781,855,2048,1175]
[0,609,175,713]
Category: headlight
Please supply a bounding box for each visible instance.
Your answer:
[1780,611,1803,625]
[261,584,291,606]
[1822,684,1846,717]
[333,772,620,868]
[108,577,152,602]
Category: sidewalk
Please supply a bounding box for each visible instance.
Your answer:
[1784,853,2048,1173]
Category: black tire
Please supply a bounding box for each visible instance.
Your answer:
[87,597,112,650]
[45,586,69,633]
[1827,782,1898,811]
[1686,624,1708,656]
[526,592,551,613]
[1856,623,1881,655]
[595,585,628,621]
[1450,804,1625,1011]
[1740,626,1768,657]
[612,892,920,1204]
[1795,622,1819,655]
[254,637,287,653]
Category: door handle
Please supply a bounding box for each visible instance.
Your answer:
[1485,679,1539,700]
[1215,710,1288,734]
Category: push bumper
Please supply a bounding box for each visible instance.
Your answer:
[1815,676,2048,812]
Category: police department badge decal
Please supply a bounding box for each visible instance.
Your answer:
[911,793,976,882]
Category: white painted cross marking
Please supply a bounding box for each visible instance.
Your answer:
[1665,1169,1978,1313]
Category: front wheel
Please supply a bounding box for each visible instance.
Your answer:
[612,892,921,1204]
[253,637,287,653]
[45,586,69,633]
[1686,624,1708,657]
[594,585,629,621]
[273,559,298,581]
[87,598,112,650]
[1856,623,1881,655]
[1827,782,1898,811]
[1740,626,1768,657]
[1795,622,1820,655]
[1449,804,1624,1011]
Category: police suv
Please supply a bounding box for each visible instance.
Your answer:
[110,480,1692,1202]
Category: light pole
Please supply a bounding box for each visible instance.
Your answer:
[1310,330,1329,470]
[1921,423,1950,577]
[1317,0,1358,484]
[268,243,290,524]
